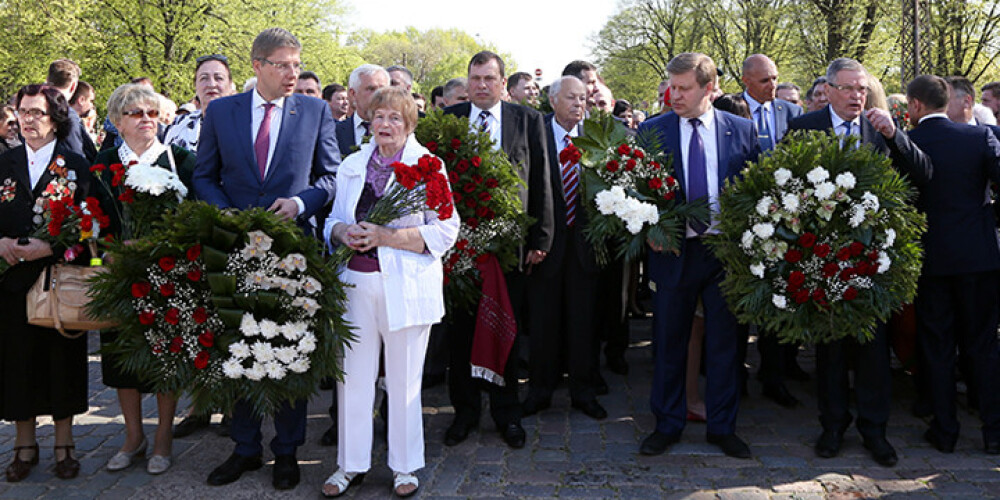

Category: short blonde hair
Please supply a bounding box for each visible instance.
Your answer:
[667,52,716,88]
[368,87,418,133]
[107,83,159,126]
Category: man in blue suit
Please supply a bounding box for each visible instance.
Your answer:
[638,52,761,458]
[193,27,339,490]
[905,75,1000,455]
[741,54,808,409]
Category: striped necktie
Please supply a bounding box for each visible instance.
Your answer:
[561,134,579,227]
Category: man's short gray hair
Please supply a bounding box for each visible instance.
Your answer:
[386,65,413,86]
[549,76,581,103]
[443,77,467,98]
[250,28,301,61]
[348,64,389,91]
[825,58,867,85]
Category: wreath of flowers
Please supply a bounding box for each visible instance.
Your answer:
[90,202,351,416]
[414,110,531,308]
[573,113,709,264]
[709,131,926,344]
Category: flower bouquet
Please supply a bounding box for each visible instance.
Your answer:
[709,131,926,344]
[90,157,187,240]
[89,202,351,416]
[414,110,531,309]
[573,112,709,264]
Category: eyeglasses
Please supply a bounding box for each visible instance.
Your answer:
[830,84,869,95]
[122,108,160,119]
[6,120,15,127]
[17,108,48,119]
[197,54,228,65]
[257,58,303,73]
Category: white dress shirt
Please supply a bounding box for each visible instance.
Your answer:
[469,101,503,151]
[551,119,582,200]
[679,108,720,237]
[744,93,777,142]
[250,90,284,174]
[351,112,368,146]
[25,139,57,190]
[829,107,861,144]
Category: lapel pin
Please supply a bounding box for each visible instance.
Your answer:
[726,131,732,136]
[289,109,296,115]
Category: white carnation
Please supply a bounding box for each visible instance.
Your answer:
[228,341,250,359]
[756,196,773,216]
[240,314,260,337]
[772,294,788,309]
[848,204,866,228]
[835,172,856,189]
[288,358,310,373]
[251,341,275,362]
[750,263,765,278]
[781,193,799,213]
[123,164,188,197]
[774,168,792,186]
[806,166,830,184]
[814,182,836,200]
[259,319,280,339]
[741,230,754,250]
[752,222,775,239]
[877,251,891,273]
[861,191,880,212]
[884,228,896,248]
[595,187,625,215]
[222,359,244,379]
[245,362,266,381]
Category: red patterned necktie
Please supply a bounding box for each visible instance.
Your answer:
[254,103,275,179]
[561,135,579,227]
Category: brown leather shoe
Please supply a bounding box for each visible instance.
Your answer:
[5,443,39,482]
[53,445,80,480]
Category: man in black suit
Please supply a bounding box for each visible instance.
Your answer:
[521,75,606,420]
[442,50,554,449]
[335,64,390,158]
[787,57,932,467]
[740,54,807,409]
[45,59,97,162]
[905,75,1000,455]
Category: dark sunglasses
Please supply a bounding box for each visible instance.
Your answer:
[196,54,229,65]
[122,108,160,119]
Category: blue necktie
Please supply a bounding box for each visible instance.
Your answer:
[687,118,709,235]
[840,121,853,148]
[757,106,773,151]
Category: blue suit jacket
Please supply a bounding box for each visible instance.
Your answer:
[192,92,339,224]
[638,109,761,288]
[334,116,357,158]
[744,94,802,145]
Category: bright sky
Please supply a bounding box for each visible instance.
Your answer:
[342,0,618,86]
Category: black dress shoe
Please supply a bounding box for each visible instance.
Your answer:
[985,440,1000,455]
[607,356,629,375]
[923,428,956,453]
[814,430,843,458]
[521,396,551,416]
[571,399,608,420]
[215,414,231,437]
[173,413,211,438]
[706,433,752,459]
[320,424,338,446]
[640,431,680,455]
[444,419,475,446]
[207,453,263,486]
[272,455,300,490]
[863,437,898,467]
[501,423,526,449]
[761,383,800,408]
[594,373,609,396]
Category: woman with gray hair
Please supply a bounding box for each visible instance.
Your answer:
[94,83,196,476]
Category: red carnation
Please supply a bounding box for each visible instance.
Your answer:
[793,288,809,304]
[463,183,476,194]
[836,247,852,261]
[813,244,832,258]
[849,241,865,257]
[839,268,855,281]
[478,191,492,202]
[625,159,637,171]
[867,250,880,261]
[787,271,806,290]
[632,149,645,159]
[560,144,582,164]
[448,171,459,183]
[90,163,106,173]
[651,161,662,170]
[485,178,499,188]
[471,156,482,168]
[450,138,462,150]
[843,287,859,301]
[798,233,817,248]
[187,268,202,282]
[169,336,183,353]
[606,160,619,172]
[784,249,803,263]
[139,310,155,325]
[158,256,176,272]
[118,188,135,204]
[193,307,208,324]
[811,288,826,302]
[131,282,151,298]
[476,205,489,218]
[393,163,420,189]
[467,217,479,229]
[159,282,175,297]
[194,351,210,370]
[617,143,632,156]
[198,330,214,347]
[822,262,840,278]
[456,239,469,250]
[453,193,463,203]
[186,244,202,261]
[455,160,470,173]
[164,308,180,325]
[445,152,457,162]
[663,191,676,200]
[426,141,438,152]
[665,176,676,187]
[464,198,477,209]
[471,174,483,184]
[648,178,663,190]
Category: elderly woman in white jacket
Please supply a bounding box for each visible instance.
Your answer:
[321,87,458,498]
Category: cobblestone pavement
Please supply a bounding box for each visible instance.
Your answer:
[2,318,998,499]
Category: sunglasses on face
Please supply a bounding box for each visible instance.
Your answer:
[122,108,160,119]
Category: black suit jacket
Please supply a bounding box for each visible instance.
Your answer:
[0,143,91,292]
[64,108,97,162]
[786,105,932,186]
[443,101,554,253]
[907,117,1000,276]
[334,115,357,158]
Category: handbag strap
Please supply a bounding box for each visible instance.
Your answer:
[48,266,84,340]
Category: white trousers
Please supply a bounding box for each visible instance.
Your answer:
[337,269,431,474]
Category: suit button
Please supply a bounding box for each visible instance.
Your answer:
[259,192,265,196]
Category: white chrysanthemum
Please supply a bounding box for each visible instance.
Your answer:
[772,294,788,309]
[814,182,836,200]
[240,314,260,337]
[741,230,754,250]
[222,359,244,379]
[300,277,321,295]
[280,322,303,341]
[861,191,880,212]
[245,362,266,381]
[288,358,310,373]
[752,222,775,239]
[848,204,866,228]
[835,172,856,189]
[259,320,280,339]
[806,166,829,184]
[877,251,891,273]
[247,230,273,251]
[297,334,317,354]
[781,193,799,213]
[275,347,298,364]
[884,228,896,248]
[774,168,792,186]
[123,164,188,197]
[750,263,765,278]
[265,361,286,380]
[228,341,251,359]
[251,341,275,362]
[756,196,773,216]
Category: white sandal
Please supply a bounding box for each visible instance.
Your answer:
[106,436,147,472]
[322,468,365,498]
[393,472,419,497]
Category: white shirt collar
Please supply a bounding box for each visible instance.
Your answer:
[683,107,715,129]
[552,118,581,149]
[25,139,56,163]
[252,89,285,110]
[967,117,978,125]
[828,106,860,132]
[743,92,771,113]
[25,139,57,189]
[471,101,502,120]
[917,112,949,124]
[352,112,366,129]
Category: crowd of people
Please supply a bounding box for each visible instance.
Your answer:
[2,25,1000,498]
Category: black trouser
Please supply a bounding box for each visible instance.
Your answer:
[816,323,891,440]
[599,257,630,362]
